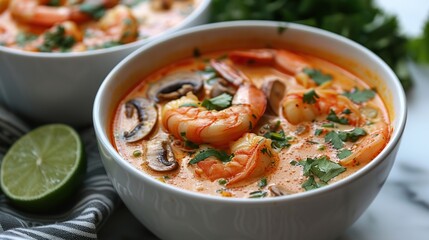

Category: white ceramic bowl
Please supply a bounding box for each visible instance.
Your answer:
[93,21,407,240]
[0,0,211,127]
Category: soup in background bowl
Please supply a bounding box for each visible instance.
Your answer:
[0,0,210,126]
[93,21,406,240]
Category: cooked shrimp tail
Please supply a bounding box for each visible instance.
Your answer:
[196,133,278,187]
[162,84,267,147]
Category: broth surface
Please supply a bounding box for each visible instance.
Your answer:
[112,48,391,198]
[0,0,198,52]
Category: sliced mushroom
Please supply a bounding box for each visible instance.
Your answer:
[144,137,178,172]
[261,78,286,116]
[268,184,291,197]
[123,98,157,142]
[148,71,203,102]
[209,78,237,98]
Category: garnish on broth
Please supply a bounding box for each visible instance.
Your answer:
[112,47,391,198]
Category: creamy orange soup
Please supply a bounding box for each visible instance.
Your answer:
[112,48,391,198]
[0,0,198,52]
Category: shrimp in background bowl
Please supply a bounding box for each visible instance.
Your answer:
[0,0,200,52]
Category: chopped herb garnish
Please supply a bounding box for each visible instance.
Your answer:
[263,129,291,149]
[327,109,349,125]
[201,93,232,110]
[218,178,227,185]
[303,68,332,86]
[79,3,106,19]
[342,108,352,114]
[290,160,298,166]
[302,176,326,190]
[337,149,352,159]
[258,178,267,188]
[322,123,335,128]
[325,131,344,149]
[38,26,76,52]
[189,149,232,164]
[249,190,267,198]
[314,129,323,136]
[302,89,319,104]
[338,128,367,142]
[325,128,367,150]
[297,156,346,190]
[343,87,376,104]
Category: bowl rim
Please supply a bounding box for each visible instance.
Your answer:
[93,20,407,205]
[0,0,211,59]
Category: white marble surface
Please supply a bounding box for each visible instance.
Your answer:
[99,1,429,239]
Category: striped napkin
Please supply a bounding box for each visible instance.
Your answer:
[0,107,121,239]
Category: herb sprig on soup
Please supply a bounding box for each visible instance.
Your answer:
[112,48,391,198]
[0,0,199,52]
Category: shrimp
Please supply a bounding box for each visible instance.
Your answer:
[9,0,119,27]
[161,84,267,147]
[340,121,389,166]
[282,89,363,125]
[196,133,278,187]
[97,4,138,44]
[228,49,309,75]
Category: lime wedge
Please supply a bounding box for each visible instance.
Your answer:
[0,124,86,212]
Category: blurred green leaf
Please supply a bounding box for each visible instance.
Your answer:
[408,18,429,64]
[210,0,412,91]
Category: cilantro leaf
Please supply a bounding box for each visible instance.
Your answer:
[189,149,232,164]
[325,131,344,149]
[38,26,76,52]
[303,68,332,86]
[302,176,326,190]
[312,157,346,182]
[263,129,291,149]
[343,87,376,104]
[314,129,323,136]
[302,89,319,104]
[201,93,232,110]
[325,128,367,150]
[337,149,352,159]
[338,128,367,142]
[298,156,346,190]
[257,178,268,188]
[327,109,349,125]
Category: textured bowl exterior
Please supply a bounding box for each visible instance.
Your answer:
[93,21,407,240]
[0,0,211,127]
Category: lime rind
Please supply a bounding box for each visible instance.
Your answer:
[0,124,86,212]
